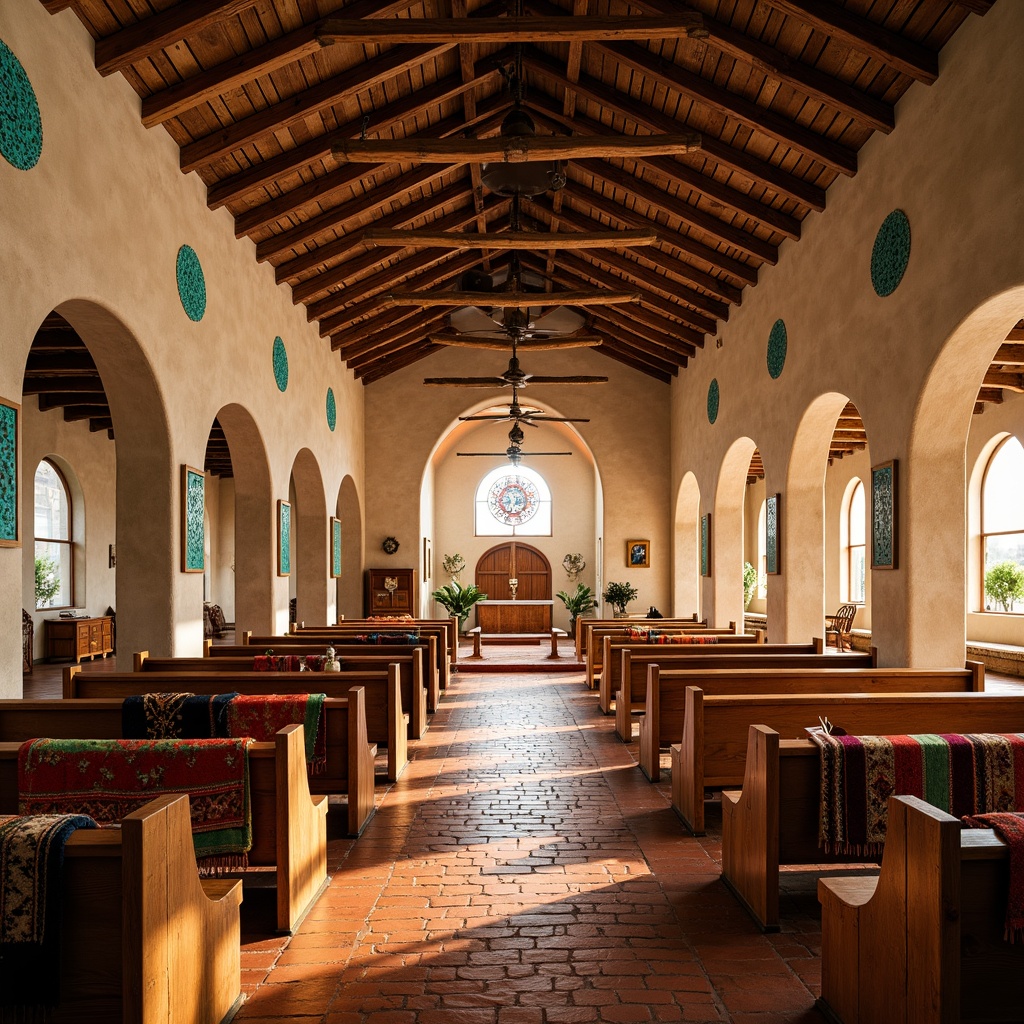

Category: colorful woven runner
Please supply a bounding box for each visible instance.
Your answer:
[122,691,236,739]
[253,654,325,672]
[0,813,97,1014]
[811,730,1024,856]
[354,633,419,644]
[962,811,1024,941]
[18,738,251,865]
[225,694,327,774]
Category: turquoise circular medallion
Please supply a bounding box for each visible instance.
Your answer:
[176,245,206,321]
[767,319,787,379]
[326,387,337,431]
[272,336,288,392]
[707,379,720,424]
[0,40,42,171]
[870,210,911,297]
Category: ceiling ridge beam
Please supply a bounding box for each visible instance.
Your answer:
[343,312,449,364]
[359,342,444,385]
[762,0,939,85]
[139,0,421,126]
[177,42,453,170]
[334,309,443,358]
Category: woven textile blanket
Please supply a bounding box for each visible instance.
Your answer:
[225,694,327,774]
[650,634,718,645]
[963,811,1024,941]
[253,654,325,672]
[812,730,1024,856]
[18,738,251,864]
[0,814,97,1014]
[354,633,420,644]
[625,626,651,638]
[122,691,236,739]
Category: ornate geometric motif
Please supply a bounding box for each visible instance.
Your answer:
[700,513,711,577]
[331,518,342,577]
[870,210,911,298]
[278,500,291,576]
[0,40,42,171]
[0,402,18,544]
[871,462,896,568]
[487,473,540,526]
[707,379,720,424]
[766,493,779,574]
[176,245,207,322]
[326,388,336,431]
[272,336,288,392]
[183,467,204,572]
[767,319,787,379]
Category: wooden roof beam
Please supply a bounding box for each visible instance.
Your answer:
[316,14,708,45]
[330,307,430,352]
[343,313,450,365]
[585,335,678,381]
[361,228,659,250]
[144,1,422,128]
[335,310,447,360]
[23,377,104,395]
[386,290,640,309]
[359,343,448,385]
[983,370,1024,392]
[993,343,1024,364]
[585,309,696,361]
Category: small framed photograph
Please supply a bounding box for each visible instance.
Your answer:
[766,493,781,575]
[627,539,650,568]
[277,500,291,577]
[181,465,204,572]
[871,459,898,569]
[701,513,711,577]
[330,516,342,578]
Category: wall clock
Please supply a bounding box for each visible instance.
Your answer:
[487,474,540,526]
[381,536,399,555]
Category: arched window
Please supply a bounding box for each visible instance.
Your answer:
[843,479,866,604]
[34,460,73,609]
[756,499,767,598]
[475,465,552,537]
[981,436,1024,612]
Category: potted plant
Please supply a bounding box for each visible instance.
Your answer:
[556,583,596,633]
[602,581,638,618]
[431,580,488,633]
[743,561,758,610]
[984,560,1024,612]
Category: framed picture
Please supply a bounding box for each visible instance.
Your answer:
[871,459,898,569]
[701,513,711,577]
[0,398,19,547]
[180,465,204,572]
[423,536,432,581]
[765,493,781,575]
[627,539,650,568]
[330,516,342,578]
[277,499,291,577]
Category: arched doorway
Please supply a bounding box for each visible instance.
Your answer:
[475,542,552,632]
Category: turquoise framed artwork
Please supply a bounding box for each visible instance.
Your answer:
[0,398,19,547]
[871,459,898,570]
[700,513,711,577]
[278,500,291,577]
[330,516,342,578]
[181,465,204,572]
[765,493,780,575]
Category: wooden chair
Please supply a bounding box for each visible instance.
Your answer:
[824,604,857,651]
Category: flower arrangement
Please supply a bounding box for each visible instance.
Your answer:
[562,553,586,582]
[442,552,466,582]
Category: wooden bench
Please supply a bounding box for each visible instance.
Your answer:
[2,793,242,1024]
[328,616,460,667]
[0,692,376,837]
[585,622,750,689]
[466,626,566,658]
[817,794,1023,1023]
[0,723,327,935]
[241,631,446,708]
[669,673,988,834]
[575,614,703,662]
[65,663,414,783]
[601,636,845,717]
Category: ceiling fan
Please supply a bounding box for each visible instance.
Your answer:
[459,385,589,427]
[457,420,572,466]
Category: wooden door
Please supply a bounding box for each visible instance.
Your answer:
[475,543,551,601]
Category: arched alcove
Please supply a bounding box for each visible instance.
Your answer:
[289,447,328,627]
[336,474,363,621]
[711,437,757,628]
[673,472,700,619]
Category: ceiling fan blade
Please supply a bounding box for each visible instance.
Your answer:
[430,333,603,350]
[423,377,511,387]
[456,451,573,457]
[524,415,591,423]
[519,375,609,385]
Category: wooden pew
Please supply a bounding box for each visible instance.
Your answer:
[0,723,327,935]
[65,663,415,783]
[0,793,242,1024]
[575,614,702,662]
[240,631,446,708]
[669,674,989,834]
[327,616,460,667]
[0,692,376,837]
[585,622,750,689]
[817,795,1023,1023]
[291,619,456,675]
[601,635,846,717]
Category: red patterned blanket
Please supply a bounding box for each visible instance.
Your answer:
[226,694,327,773]
[963,811,1024,942]
[253,654,326,672]
[811,730,1024,856]
[17,738,251,865]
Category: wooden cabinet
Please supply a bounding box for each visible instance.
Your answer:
[476,601,552,633]
[364,568,416,616]
[45,616,113,663]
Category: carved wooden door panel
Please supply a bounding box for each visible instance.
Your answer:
[475,542,551,601]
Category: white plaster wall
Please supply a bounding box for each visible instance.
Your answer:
[0,0,365,683]
[670,3,1024,666]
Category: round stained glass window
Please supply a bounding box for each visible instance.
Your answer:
[487,474,540,526]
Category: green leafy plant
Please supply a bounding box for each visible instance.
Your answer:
[602,581,638,616]
[431,580,488,632]
[984,560,1024,612]
[556,583,596,632]
[743,561,758,610]
[35,554,61,608]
